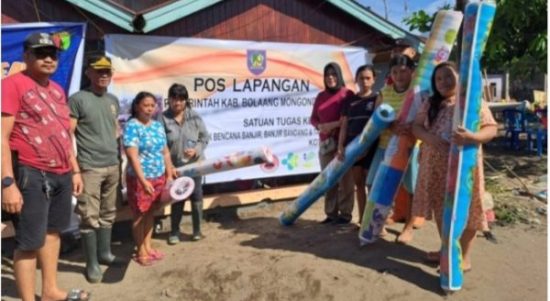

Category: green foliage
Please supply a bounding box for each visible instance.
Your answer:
[402,0,547,81]
[402,4,453,33]
[483,0,547,80]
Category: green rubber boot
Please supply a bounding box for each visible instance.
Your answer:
[97,227,124,265]
[80,230,102,283]
[191,201,204,241]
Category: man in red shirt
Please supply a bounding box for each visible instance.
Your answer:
[1,32,88,301]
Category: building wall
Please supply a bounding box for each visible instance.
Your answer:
[150,0,394,52]
[2,0,394,53]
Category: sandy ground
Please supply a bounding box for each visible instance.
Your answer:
[2,135,548,301]
[1,197,546,301]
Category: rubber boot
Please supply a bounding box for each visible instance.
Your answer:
[81,230,102,283]
[97,227,124,265]
[191,201,203,241]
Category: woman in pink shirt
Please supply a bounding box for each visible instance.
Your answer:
[310,62,355,224]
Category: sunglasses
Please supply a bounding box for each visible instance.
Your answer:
[93,69,113,75]
[32,48,59,60]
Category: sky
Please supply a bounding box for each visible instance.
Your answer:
[356,0,456,34]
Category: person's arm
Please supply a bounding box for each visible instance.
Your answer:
[310,94,321,130]
[193,112,210,158]
[452,102,498,145]
[1,114,23,214]
[336,115,348,161]
[163,146,176,180]
[69,117,83,196]
[319,120,341,133]
[125,146,154,195]
[374,93,383,108]
[452,125,497,145]
[412,104,448,152]
[68,149,83,196]
[123,121,155,195]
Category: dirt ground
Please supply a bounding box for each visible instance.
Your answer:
[1,138,547,301]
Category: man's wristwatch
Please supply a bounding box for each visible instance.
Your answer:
[1,176,14,189]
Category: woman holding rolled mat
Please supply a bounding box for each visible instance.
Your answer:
[124,91,175,266]
[336,65,381,225]
[404,62,497,270]
[366,54,420,236]
[311,62,355,224]
[159,83,210,245]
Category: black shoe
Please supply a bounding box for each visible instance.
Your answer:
[320,217,334,224]
[334,217,351,225]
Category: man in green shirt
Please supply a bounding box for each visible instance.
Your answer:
[69,54,121,283]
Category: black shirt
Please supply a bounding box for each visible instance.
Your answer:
[341,92,378,144]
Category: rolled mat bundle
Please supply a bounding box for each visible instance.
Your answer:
[280,104,396,226]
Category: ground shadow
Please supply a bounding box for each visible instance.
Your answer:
[1,221,136,291]
[209,208,444,295]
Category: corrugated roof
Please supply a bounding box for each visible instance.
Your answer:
[63,0,423,49]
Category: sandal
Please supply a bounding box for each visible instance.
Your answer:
[149,249,165,260]
[133,255,155,266]
[65,288,91,301]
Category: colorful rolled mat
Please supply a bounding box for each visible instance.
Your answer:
[280,104,396,226]
[175,147,274,178]
[440,1,496,292]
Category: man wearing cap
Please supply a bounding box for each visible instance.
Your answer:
[391,38,418,60]
[1,32,89,300]
[69,54,121,283]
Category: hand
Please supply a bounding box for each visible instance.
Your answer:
[2,185,23,214]
[141,180,155,196]
[72,173,83,196]
[184,148,197,159]
[336,149,345,161]
[317,123,332,134]
[166,166,177,181]
[452,126,476,146]
[171,166,179,179]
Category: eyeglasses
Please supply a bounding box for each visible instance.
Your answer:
[32,48,59,60]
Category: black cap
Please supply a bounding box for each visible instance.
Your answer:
[394,38,413,48]
[24,32,61,50]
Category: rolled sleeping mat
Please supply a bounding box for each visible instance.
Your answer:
[175,146,274,178]
[280,104,396,226]
[160,176,196,204]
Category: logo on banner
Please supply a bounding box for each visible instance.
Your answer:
[247,50,266,76]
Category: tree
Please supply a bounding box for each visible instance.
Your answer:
[402,4,452,33]
[483,0,547,81]
[402,0,547,91]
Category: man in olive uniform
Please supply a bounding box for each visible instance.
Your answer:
[69,54,122,283]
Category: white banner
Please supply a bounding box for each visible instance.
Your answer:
[105,34,368,183]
